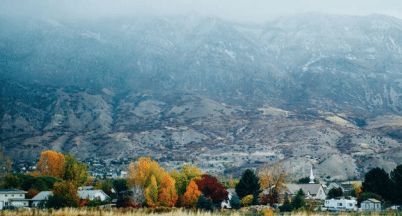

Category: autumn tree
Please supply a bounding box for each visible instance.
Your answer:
[257,162,288,206]
[46,181,80,208]
[195,174,228,205]
[144,175,159,207]
[170,164,203,197]
[128,157,179,207]
[63,154,88,186]
[36,150,65,179]
[182,180,202,208]
[158,172,178,207]
[128,157,166,188]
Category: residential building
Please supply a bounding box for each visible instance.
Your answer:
[0,189,28,209]
[78,190,109,201]
[361,199,381,212]
[32,191,53,207]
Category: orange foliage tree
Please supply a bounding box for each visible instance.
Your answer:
[182,180,201,208]
[36,150,65,179]
[158,173,178,207]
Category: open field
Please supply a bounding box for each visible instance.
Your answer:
[1,208,401,216]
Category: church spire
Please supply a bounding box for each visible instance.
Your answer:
[309,165,315,184]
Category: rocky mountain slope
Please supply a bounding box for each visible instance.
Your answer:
[1,13,402,179]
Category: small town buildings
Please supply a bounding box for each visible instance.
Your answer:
[324,198,357,211]
[0,189,28,209]
[361,199,382,212]
[78,190,110,201]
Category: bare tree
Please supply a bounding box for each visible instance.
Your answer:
[257,161,288,206]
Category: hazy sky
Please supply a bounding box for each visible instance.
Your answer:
[1,0,402,23]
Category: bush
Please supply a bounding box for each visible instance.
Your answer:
[196,194,214,212]
[45,194,79,209]
[327,187,343,199]
[241,195,254,207]
[229,194,241,210]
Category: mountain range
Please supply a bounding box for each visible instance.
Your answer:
[1,13,402,179]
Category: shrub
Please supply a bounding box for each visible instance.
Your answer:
[241,194,254,207]
[196,194,213,212]
[229,194,241,210]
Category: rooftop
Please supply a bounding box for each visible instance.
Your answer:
[0,189,27,193]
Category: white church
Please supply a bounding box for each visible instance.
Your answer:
[283,166,327,200]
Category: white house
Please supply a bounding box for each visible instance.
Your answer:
[0,189,28,209]
[78,190,109,201]
[31,191,53,207]
[324,198,357,211]
[221,189,235,209]
[361,199,381,212]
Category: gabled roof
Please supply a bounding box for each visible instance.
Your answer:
[367,198,381,203]
[77,190,109,200]
[32,191,52,201]
[284,183,324,195]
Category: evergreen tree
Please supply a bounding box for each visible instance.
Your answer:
[291,189,306,210]
[390,165,402,204]
[229,194,241,210]
[196,194,214,212]
[235,169,260,203]
[362,167,393,201]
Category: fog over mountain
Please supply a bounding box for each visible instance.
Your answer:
[1,13,402,179]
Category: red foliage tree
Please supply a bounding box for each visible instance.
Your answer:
[195,174,228,204]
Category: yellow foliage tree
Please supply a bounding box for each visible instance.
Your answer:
[144,175,159,207]
[257,161,288,206]
[36,150,65,179]
[182,180,201,208]
[128,157,165,188]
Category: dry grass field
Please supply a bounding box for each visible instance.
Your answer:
[0,208,400,216]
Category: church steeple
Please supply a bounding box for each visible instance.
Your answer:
[309,165,315,184]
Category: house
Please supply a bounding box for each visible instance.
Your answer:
[324,198,357,211]
[32,191,53,207]
[221,188,235,209]
[0,189,29,209]
[361,199,381,212]
[78,190,109,201]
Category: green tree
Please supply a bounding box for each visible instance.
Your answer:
[229,194,241,210]
[362,167,393,201]
[113,178,129,194]
[327,187,343,199]
[144,175,159,207]
[170,164,202,197]
[0,147,12,185]
[235,169,260,203]
[196,194,213,212]
[390,165,402,204]
[291,189,306,210]
[63,154,88,186]
[46,181,80,208]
